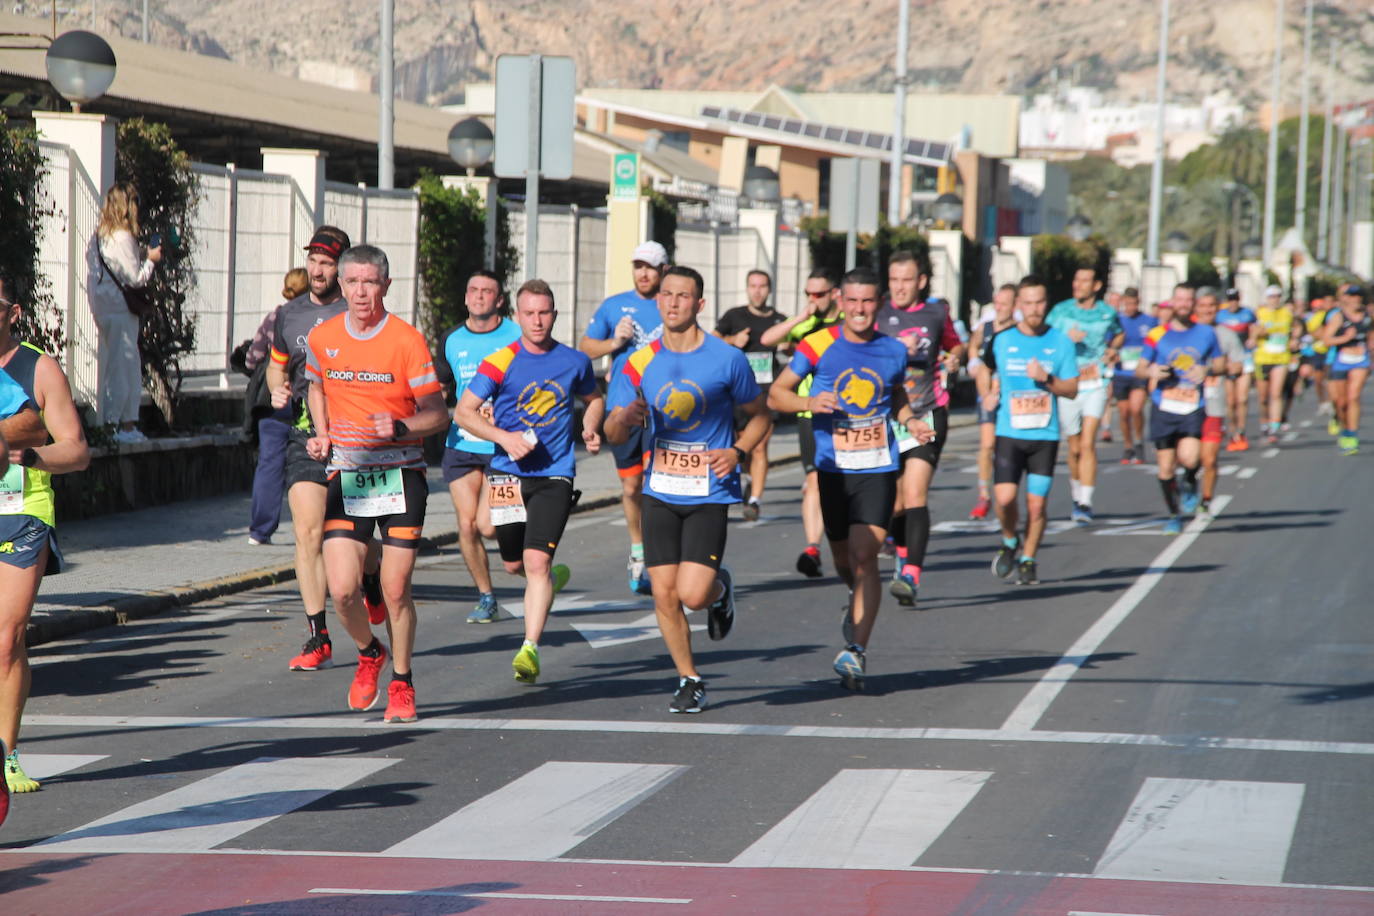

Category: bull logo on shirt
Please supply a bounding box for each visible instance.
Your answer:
[515,380,567,428]
[653,379,706,432]
[834,367,884,417]
[1169,350,1200,372]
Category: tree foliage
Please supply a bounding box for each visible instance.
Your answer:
[1065,116,1330,259]
[0,115,62,353]
[115,118,201,428]
[800,216,930,288]
[1030,234,1112,305]
[415,173,519,344]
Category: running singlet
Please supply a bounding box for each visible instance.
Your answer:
[788,326,907,474]
[1142,323,1221,415]
[0,365,30,418]
[270,292,347,427]
[876,299,961,414]
[467,340,598,478]
[584,289,664,377]
[304,313,441,471]
[987,326,1079,441]
[0,343,55,527]
[1325,310,1373,368]
[1253,307,1294,366]
[1046,299,1122,391]
[1115,311,1156,374]
[439,319,522,453]
[609,335,760,505]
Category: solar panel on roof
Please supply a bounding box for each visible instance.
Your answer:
[824,126,845,141]
[695,104,949,163]
[762,115,781,129]
[804,123,822,137]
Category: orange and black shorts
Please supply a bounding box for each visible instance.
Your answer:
[324,466,428,548]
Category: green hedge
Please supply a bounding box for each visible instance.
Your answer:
[1030,234,1112,304]
[416,173,518,343]
[800,216,930,284]
[0,115,62,353]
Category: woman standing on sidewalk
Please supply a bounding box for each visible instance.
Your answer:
[88,182,161,443]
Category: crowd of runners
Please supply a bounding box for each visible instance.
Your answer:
[1,229,1370,824]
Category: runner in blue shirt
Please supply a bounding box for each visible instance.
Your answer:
[983,275,1079,586]
[433,270,522,623]
[1046,266,1123,524]
[457,279,605,686]
[1137,291,1225,533]
[770,268,930,691]
[605,265,770,714]
[578,241,669,596]
[1110,287,1155,464]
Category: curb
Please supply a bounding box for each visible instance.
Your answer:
[26,409,977,647]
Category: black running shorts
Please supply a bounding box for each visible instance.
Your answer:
[324,466,428,548]
[492,474,575,563]
[816,470,897,542]
[642,496,729,570]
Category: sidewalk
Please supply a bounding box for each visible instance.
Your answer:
[27,413,974,645]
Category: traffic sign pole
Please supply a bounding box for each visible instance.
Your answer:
[525,54,542,282]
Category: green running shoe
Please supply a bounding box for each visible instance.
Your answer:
[513,642,541,683]
[551,564,571,594]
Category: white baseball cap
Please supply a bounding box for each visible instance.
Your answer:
[1264,284,1283,297]
[631,240,669,268]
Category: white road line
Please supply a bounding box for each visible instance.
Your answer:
[1262,447,1280,458]
[26,710,1374,757]
[1094,777,1305,885]
[999,495,1233,733]
[311,888,691,904]
[35,756,396,853]
[1237,466,1258,479]
[1300,419,1314,428]
[1282,431,1299,442]
[385,761,685,860]
[731,769,990,869]
[19,754,108,781]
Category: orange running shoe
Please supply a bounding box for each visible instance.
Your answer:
[384,680,417,723]
[288,633,333,671]
[364,594,388,626]
[348,643,389,711]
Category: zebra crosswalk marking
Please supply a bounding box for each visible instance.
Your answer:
[35,756,397,853]
[1093,777,1305,884]
[731,769,992,869]
[385,761,686,860]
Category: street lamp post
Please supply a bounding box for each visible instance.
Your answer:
[448,117,497,269]
[1261,0,1284,265]
[1296,0,1313,244]
[378,0,394,190]
[1146,0,1170,263]
[44,29,116,112]
[888,0,910,225]
[1318,40,1336,261]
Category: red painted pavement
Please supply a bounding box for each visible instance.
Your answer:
[1,853,1371,915]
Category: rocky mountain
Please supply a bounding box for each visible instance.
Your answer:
[28,0,1374,112]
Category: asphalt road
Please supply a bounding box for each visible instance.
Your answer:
[3,400,1372,915]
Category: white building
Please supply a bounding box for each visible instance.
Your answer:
[1019,86,1245,163]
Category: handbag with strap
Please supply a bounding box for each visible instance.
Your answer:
[98,245,155,317]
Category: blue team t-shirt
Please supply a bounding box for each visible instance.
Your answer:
[442,319,523,452]
[1115,311,1157,372]
[466,341,598,478]
[608,335,760,505]
[1046,299,1122,390]
[1141,323,1222,414]
[788,326,908,475]
[989,326,1080,441]
[584,290,664,376]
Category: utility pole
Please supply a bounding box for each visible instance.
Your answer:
[142,0,148,42]
[1261,0,1284,264]
[1317,40,1335,262]
[1332,123,1346,266]
[1295,0,1313,244]
[378,0,395,189]
[888,0,910,225]
[1146,0,1170,263]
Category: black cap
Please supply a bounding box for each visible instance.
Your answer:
[1346,284,1366,299]
[303,230,348,260]
[1224,287,1240,300]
